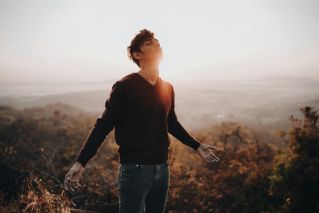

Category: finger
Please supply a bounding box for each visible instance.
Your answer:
[71,182,77,190]
[66,178,74,192]
[207,154,215,161]
[207,158,217,164]
[66,181,72,192]
[69,182,75,192]
[65,174,72,183]
[66,180,72,192]
[210,151,220,160]
[212,153,220,161]
[206,153,213,161]
[68,172,74,180]
[72,180,79,190]
[70,180,80,191]
[66,176,74,191]
[208,152,219,161]
[207,154,217,163]
[209,153,219,162]
[209,156,218,162]
[208,145,217,151]
[64,179,69,191]
[65,173,70,181]
[214,153,220,160]
[64,174,72,191]
[73,181,80,189]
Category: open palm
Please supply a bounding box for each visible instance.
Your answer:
[197,144,221,164]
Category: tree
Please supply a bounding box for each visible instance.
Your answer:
[270,106,319,213]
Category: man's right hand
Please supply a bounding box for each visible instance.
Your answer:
[64,161,84,192]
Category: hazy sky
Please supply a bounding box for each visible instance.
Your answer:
[0,0,318,84]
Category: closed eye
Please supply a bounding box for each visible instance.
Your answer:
[145,38,159,46]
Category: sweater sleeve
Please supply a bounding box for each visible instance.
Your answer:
[76,81,125,167]
[167,84,201,150]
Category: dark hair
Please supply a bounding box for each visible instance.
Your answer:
[127,29,155,67]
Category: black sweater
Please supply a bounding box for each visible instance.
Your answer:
[76,72,201,167]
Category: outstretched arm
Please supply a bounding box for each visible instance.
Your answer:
[167,85,201,150]
[64,81,125,192]
[76,81,125,168]
[167,85,220,164]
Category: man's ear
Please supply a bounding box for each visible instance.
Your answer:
[132,51,142,60]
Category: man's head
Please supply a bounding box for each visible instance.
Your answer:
[127,28,163,68]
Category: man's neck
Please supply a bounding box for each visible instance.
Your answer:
[138,65,159,82]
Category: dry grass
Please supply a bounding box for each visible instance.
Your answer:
[1,174,72,213]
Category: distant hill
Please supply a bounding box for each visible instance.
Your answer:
[1,75,318,133]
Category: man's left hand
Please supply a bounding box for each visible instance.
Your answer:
[197,144,221,164]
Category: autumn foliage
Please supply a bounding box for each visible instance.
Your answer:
[0,104,318,212]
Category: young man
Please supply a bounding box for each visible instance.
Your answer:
[64,29,220,213]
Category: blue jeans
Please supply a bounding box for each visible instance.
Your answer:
[117,160,170,213]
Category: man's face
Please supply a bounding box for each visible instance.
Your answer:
[135,37,163,64]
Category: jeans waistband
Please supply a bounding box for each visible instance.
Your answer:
[121,159,169,166]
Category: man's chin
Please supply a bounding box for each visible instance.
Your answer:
[157,52,163,60]
[156,55,163,62]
